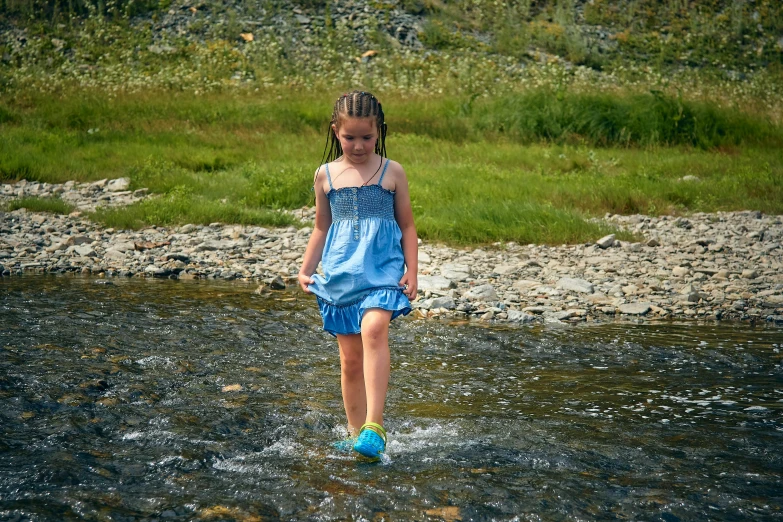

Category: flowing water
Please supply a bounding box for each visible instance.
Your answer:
[1,275,781,521]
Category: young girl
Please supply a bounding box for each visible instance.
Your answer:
[298,90,418,460]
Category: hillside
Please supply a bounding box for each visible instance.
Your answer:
[1,0,782,117]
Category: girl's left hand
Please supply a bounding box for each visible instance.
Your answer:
[297,273,315,293]
[399,272,418,301]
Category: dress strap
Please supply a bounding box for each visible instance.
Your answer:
[324,163,334,191]
[377,159,390,186]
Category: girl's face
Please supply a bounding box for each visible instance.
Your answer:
[332,117,378,164]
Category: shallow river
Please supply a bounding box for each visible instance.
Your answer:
[1,276,781,521]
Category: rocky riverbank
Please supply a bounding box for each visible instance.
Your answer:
[2,179,782,325]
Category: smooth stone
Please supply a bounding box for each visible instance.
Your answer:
[418,275,455,292]
[163,253,190,262]
[493,264,518,276]
[680,283,697,294]
[196,240,235,251]
[556,277,594,294]
[70,235,93,246]
[103,249,126,261]
[585,293,612,304]
[512,279,541,292]
[618,302,652,315]
[596,234,616,249]
[111,241,136,253]
[547,310,575,321]
[268,275,286,290]
[672,266,690,277]
[543,314,567,324]
[73,245,95,257]
[106,178,130,191]
[430,296,456,310]
[416,299,433,310]
[440,263,471,280]
[418,251,431,264]
[764,295,783,305]
[143,265,170,277]
[741,269,759,279]
[464,284,498,301]
[584,256,612,264]
[506,310,536,323]
[522,306,553,314]
[480,310,495,321]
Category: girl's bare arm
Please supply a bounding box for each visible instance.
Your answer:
[298,168,332,292]
[391,163,418,300]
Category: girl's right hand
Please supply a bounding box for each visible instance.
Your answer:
[297,273,314,293]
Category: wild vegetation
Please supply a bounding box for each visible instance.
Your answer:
[1,0,781,244]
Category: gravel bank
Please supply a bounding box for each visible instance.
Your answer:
[2,179,782,325]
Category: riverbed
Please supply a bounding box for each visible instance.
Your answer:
[1,275,781,520]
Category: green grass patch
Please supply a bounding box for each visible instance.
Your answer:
[1,90,781,185]
[89,187,299,230]
[473,90,781,148]
[1,90,782,244]
[4,196,74,214]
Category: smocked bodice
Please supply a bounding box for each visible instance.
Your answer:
[327,185,396,222]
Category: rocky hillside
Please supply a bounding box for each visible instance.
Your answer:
[1,0,781,89]
[0,0,783,74]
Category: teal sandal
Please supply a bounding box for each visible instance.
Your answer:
[353,422,387,460]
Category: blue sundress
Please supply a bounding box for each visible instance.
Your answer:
[308,159,411,336]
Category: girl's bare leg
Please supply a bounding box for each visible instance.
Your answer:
[360,309,392,426]
[336,333,366,434]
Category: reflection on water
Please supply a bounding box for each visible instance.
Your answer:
[1,275,781,520]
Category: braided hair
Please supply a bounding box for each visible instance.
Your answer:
[321,90,387,165]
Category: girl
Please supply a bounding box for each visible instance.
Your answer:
[298,90,418,460]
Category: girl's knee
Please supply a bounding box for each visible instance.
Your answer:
[363,328,386,345]
[361,312,391,344]
[338,334,363,373]
[340,350,363,375]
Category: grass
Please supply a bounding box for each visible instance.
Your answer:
[89,190,299,230]
[403,137,783,243]
[1,89,782,244]
[1,89,779,182]
[4,196,74,214]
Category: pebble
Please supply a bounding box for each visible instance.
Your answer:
[2,180,782,326]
